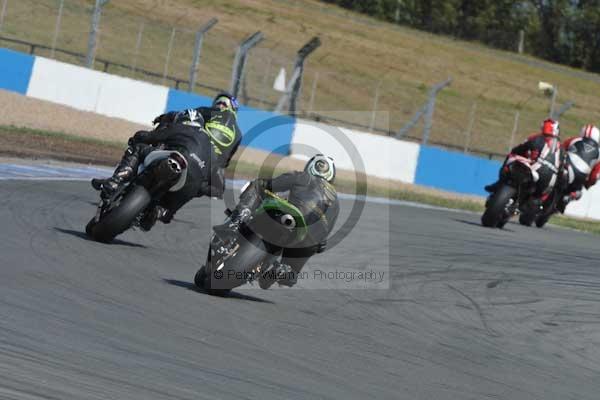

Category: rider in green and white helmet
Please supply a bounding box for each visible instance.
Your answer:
[225,154,339,288]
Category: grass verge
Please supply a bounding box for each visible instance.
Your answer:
[4,0,600,155]
[2,124,600,234]
[0,125,124,148]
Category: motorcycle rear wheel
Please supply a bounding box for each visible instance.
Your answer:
[519,212,536,227]
[535,214,552,228]
[194,266,230,296]
[86,185,151,243]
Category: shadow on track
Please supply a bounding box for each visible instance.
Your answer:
[162,279,275,303]
[452,219,515,232]
[53,227,147,248]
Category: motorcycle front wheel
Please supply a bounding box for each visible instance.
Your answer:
[481,185,516,228]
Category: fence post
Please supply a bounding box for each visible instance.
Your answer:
[508,110,520,152]
[464,101,477,153]
[289,37,320,114]
[230,31,264,99]
[50,0,64,59]
[162,27,176,85]
[85,0,110,68]
[307,71,320,115]
[0,0,8,33]
[422,78,452,145]
[275,68,301,113]
[130,21,145,75]
[188,18,218,92]
[517,29,524,54]
[549,85,558,118]
[554,100,575,119]
[369,80,382,132]
[275,37,321,114]
[258,56,272,108]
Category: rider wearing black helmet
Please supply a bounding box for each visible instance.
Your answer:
[91,92,242,230]
[226,154,340,288]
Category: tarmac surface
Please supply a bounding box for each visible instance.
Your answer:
[1,178,600,399]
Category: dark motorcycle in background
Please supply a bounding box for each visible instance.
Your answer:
[523,150,588,228]
[481,155,554,228]
[86,150,189,243]
[517,188,558,228]
[194,190,307,296]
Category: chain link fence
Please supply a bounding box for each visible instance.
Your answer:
[0,0,595,160]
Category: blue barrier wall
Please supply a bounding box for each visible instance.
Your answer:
[0,48,34,94]
[165,89,212,111]
[415,146,501,196]
[165,89,294,155]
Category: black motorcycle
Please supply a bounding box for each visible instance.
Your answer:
[528,150,588,228]
[86,150,189,242]
[517,188,558,228]
[194,190,307,296]
[482,155,547,228]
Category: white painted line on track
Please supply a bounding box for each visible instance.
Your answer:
[0,162,476,214]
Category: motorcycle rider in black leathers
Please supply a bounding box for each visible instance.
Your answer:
[91,93,242,230]
[555,124,600,213]
[224,154,340,288]
[485,119,562,207]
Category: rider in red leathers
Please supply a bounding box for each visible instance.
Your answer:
[555,124,600,213]
[485,119,562,204]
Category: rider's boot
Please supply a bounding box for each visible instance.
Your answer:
[91,146,140,198]
[484,180,501,193]
[223,180,263,230]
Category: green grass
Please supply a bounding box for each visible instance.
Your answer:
[0,125,124,148]
[550,215,600,235]
[4,0,600,156]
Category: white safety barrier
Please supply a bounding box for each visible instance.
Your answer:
[565,184,600,220]
[291,119,419,184]
[27,57,168,126]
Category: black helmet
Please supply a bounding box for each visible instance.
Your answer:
[212,92,239,112]
[305,154,336,183]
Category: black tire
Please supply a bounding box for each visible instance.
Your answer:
[519,212,535,227]
[194,266,207,288]
[194,265,230,296]
[497,216,509,229]
[87,185,151,243]
[481,185,516,228]
[535,214,551,228]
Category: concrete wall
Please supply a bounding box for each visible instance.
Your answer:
[27,57,168,125]
[291,119,420,183]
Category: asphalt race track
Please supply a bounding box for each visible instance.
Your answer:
[1,178,600,399]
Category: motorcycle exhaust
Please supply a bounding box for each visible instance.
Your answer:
[167,152,188,174]
[167,157,182,174]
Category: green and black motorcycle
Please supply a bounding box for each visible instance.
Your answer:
[194,190,307,295]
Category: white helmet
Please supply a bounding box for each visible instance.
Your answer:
[580,124,600,144]
[305,154,336,183]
